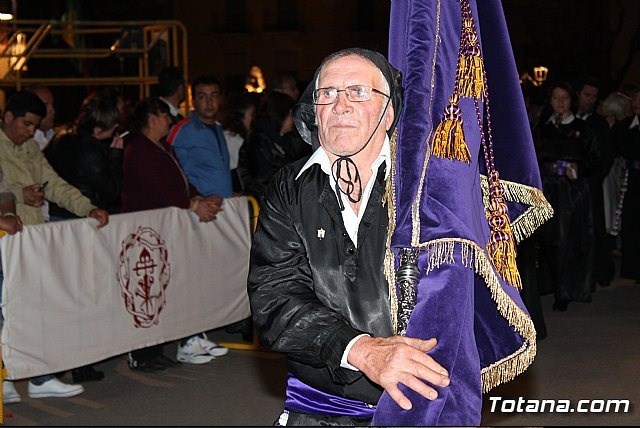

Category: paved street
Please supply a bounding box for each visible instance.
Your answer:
[3,280,639,426]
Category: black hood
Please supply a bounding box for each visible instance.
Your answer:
[293,48,404,151]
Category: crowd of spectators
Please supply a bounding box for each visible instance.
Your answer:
[0,68,305,404]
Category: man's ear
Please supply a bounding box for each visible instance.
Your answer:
[3,111,14,125]
[385,105,395,131]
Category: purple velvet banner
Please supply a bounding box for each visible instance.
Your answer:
[376,0,541,425]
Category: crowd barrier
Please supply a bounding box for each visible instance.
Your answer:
[0,196,257,420]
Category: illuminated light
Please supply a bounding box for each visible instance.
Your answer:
[533,66,549,85]
[0,0,13,20]
[245,65,266,93]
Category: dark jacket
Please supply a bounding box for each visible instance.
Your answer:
[242,117,289,201]
[247,159,392,405]
[535,117,600,178]
[121,133,198,213]
[44,130,123,216]
[614,115,640,161]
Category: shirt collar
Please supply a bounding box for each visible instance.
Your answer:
[188,111,222,129]
[630,115,639,129]
[576,111,592,121]
[160,97,181,118]
[296,134,391,180]
[546,112,576,125]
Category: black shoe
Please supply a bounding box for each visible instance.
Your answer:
[552,299,569,311]
[226,317,254,342]
[150,354,181,369]
[127,352,167,373]
[72,365,105,383]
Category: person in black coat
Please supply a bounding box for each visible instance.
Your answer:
[534,82,601,311]
[241,91,296,202]
[43,96,124,383]
[45,97,124,218]
[613,89,640,284]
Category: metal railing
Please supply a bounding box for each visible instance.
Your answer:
[0,19,189,106]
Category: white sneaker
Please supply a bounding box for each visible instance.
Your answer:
[198,334,229,357]
[27,378,84,399]
[3,380,21,404]
[176,336,215,364]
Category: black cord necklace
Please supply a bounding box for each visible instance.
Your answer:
[329,97,391,211]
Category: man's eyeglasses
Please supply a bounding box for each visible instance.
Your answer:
[312,85,389,105]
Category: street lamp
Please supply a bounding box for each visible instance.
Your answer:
[0,0,15,21]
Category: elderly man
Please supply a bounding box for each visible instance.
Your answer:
[248,48,450,426]
[0,90,108,402]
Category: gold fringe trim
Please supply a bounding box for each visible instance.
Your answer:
[480,175,554,243]
[385,129,399,333]
[417,237,537,392]
[431,94,471,164]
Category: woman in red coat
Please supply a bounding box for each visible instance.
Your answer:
[122,98,226,372]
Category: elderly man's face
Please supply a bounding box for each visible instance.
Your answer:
[316,55,393,158]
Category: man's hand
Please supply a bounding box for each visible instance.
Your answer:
[88,208,109,228]
[205,194,223,208]
[347,336,450,410]
[110,133,125,149]
[0,214,23,235]
[190,198,223,222]
[23,184,45,207]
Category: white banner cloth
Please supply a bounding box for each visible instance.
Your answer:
[1,197,251,379]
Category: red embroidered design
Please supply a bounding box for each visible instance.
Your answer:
[117,227,171,328]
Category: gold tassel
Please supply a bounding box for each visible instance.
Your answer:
[432,94,471,164]
[485,173,522,289]
[456,16,485,100]
[458,51,484,99]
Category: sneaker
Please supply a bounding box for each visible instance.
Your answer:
[27,378,84,399]
[176,336,215,364]
[3,380,21,404]
[198,334,229,357]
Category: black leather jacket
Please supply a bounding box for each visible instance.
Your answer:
[45,131,123,215]
[248,159,392,405]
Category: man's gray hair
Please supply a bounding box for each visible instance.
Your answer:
[313,54,390,122]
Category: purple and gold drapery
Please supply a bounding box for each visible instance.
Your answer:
[376,0,553,425]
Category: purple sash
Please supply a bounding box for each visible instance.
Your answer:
[284,373,376,418]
